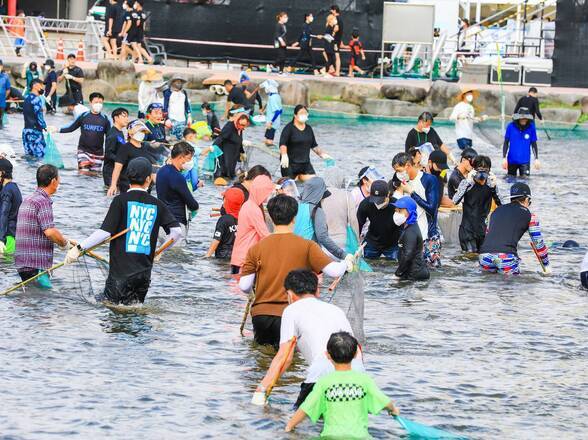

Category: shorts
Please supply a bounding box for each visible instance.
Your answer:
[424,234,442,268]
[281,161,315,178]
[22,128,46,158]
[170,120,187,141]
[350,54,360,68]
[581,271,588,289]
[457,138,473,150]
[100,270,152,305]
[294,382,315,409]
[479,253,520,274]
[251,315,281,348]
[507,163,530,177]
[264,128,276,140]
[363,242,398,261]
[77,150,104,173]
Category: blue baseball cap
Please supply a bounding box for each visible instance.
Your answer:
[393,196,417,211]
[146,102,163,113]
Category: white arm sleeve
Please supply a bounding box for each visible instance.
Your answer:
[239,273,256,293]
[80,229,111,251]
[167,227,183,249]
[322,261,347,278]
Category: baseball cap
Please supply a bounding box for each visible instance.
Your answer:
[429,150,449,170]
[0,157,12,174]
[44,59,55,68]
[146,102,163,113]
[510,182,531,199]
[126,157,152,183]
[128,119,151,133]
[369,180,389,204]
[393,196,417,211]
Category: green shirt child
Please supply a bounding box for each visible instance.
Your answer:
[285,332,399,438]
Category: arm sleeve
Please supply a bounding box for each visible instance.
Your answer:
[163,90,170,114]
[323,260,347,277]
[410,177,439,217]
[184,90,191,116]
[308,241,335,273]
[238,273,255,293]
[535,98,543,120]
[514,98,522,114]
[528,213,549,267]
[502,139,510,159]
[256,92,263,109]
[36,99,47,130]
[531,141,538,160]
[395,231,417,278]
[452,178,473,205]
[80,229,111,250]
[404,131,413,152]
[0,192,11,242]
[313,208,346,260]
[59,114,84,133]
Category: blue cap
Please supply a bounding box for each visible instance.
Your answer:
[146,102,163,113]
[393,196,417,211]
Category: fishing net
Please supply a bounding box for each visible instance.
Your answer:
[329,270,365,345]
[67,253,109,304]
[43,133,64,169]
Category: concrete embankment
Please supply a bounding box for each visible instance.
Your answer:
[4,58,588,124]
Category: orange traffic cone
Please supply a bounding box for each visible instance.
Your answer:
[56,38,64,61]
[76,40,85,62]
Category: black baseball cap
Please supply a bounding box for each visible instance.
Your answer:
[127,157,152,183]
[429,150,449,170]
[44,59,55,68]
[369,180,389,204]
[510,182,531,199]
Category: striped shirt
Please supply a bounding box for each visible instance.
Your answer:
[15,188,55,270]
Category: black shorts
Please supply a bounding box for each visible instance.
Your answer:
[251,315,281,348]
[281,161,316,178]
[18,268,40,282]
[294,382,315,409]
[264,128,276,140]
[100,270,152,305]
[507,163,530,177]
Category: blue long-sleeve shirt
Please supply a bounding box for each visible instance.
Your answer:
[410,172,440,239]
[23,94,47,131]
[155,164,199,225]
[59,111,111,156]
[0,72,11,108]
[0,182,22,243]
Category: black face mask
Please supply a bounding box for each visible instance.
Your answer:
[430,168,441,177]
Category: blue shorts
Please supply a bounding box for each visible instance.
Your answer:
[363,242,398,261]
[22,129,46,158]
[457,138,473,150]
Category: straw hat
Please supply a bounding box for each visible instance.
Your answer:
[456,87,480,102]
[140,68,163,82]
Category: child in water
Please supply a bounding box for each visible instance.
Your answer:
[285,332,400,436]
[205,187,245,259]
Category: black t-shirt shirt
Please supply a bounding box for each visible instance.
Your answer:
[480,202,531,256]
[404,127,443,152]
[115,141,155,189]
[101,190,179,279]
[356,198,401,250]
[228,86,247,107]
[105,126,126,164]
[213,214,237,259]
[60,111,111,155]
[60,65,84,95]
[448,167,465,200]
[43,71,57,97]
[279,121,318,164]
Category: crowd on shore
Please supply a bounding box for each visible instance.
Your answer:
[2,51,588,436]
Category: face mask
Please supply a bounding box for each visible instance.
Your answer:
[202,110,208,117]
[91,103,103,113]
[133,132,145,142]
[396,171,409,182]
[393,212,407,226]
[298,114,308,123]
[465,94,474,103]
[421,126,431,134]
[182,160,194,172]
[37,88,45,95]
[375,200,388,210]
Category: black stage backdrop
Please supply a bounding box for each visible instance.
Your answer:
[144,0,384,64]
[552,0,588,87]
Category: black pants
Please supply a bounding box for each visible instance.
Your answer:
[507,163,530,177]
[231,265,240,275]
[280,161,315,178]
[293,45,317,71]
[100,270,152,305]
[102,162,114,187]
[581,271,588,289]
[324,49,336,71]
[276,46,287,72]
[215,145,240,179]
[252,315,281,348]
[294,382,315,409]
[0,107,4,128]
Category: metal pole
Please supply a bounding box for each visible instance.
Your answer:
[539,0,545,58]
[476,0,482,24]
[515,3,522,57]
[57,0,60,19]
[380,42,385,80]
[521,0,528,56]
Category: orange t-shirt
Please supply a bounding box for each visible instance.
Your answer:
[241,233,333,317]
[11,17,25,38]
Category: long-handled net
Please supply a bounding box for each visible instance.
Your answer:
[68,253,109,304]
[328,270,365,345]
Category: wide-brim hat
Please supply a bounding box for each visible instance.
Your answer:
[140,68,163,82]
[513,107,534,120]
[169,74,188,84]
[456,87,480,102]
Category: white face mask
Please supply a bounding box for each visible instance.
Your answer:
[465,94,474,103]
[202,110,208,117]
[133,132,146,142]
[298,114,308,123]
[421,126,431,134]
[181,160,194,172]
[396,171,410,182]
[91,102,103,113]
[393,212,407,226]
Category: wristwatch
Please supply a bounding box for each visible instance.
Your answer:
[76,244,83,252]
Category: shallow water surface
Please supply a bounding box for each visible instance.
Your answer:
[0,112,587,439]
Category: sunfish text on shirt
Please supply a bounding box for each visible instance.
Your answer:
[126,202,158,255]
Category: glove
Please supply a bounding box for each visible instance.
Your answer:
[242,140,253,148]
[64,245,81,265]
[251,389,267,406]
[280,153,289,169]
[466,169,477,183]
[487,172,497,188]
[64,73,74,80]
[344,254,355,272]
[240,153,247,162]
[321,153,332,160]
[0,241,5,254]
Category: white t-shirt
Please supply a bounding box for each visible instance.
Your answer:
[280,297,364,383]
[168,90,187,122]
[450,101,475,140]
[581,251,588,273]
[410,171,429,240]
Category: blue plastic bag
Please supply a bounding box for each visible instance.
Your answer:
[345,224,372,272]
[395,416,466,439]
[184,157,200,191]
[202,145,223,173]
[43,133,64,169]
